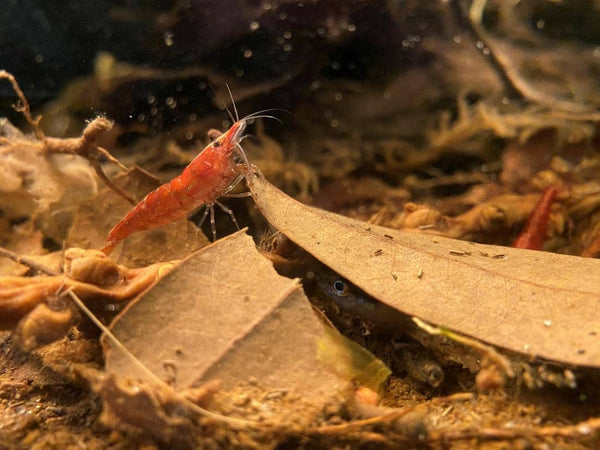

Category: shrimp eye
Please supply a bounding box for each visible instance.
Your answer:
[213,140,221,148]
[332,279,350,297]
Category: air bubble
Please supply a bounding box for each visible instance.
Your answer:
[163,31,174,47]
[165,97,177,109]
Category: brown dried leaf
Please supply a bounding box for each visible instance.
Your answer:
[249,175,600,368]
[104,231,355,404]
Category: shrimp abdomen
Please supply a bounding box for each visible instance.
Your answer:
[102,179,190,253]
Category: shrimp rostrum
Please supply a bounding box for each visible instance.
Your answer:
[101,110,273,254]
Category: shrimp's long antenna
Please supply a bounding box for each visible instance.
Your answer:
[222,103,236,125]
[241,114,282,124]
[226,84,240,122]
[208,82,236,124]
[243,109,289,121]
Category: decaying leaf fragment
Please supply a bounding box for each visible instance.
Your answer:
[0,248,174,349]
[371,193,541,241]
[0,118,98,218]
[248,175,600,368]
[105,230,389,423]
[90,372,220,446]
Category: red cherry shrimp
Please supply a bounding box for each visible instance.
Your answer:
[101,97,279,254]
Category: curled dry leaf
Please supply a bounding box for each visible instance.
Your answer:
[372,194,541,242]
[15,303,73,351]
[0,248,174,347]
[104,230,388,422]
[248,175,600,368]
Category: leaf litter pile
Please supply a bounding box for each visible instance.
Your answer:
[3,6,600,446]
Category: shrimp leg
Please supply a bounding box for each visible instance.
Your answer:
[223,192,253,198]
[200,202,237,241]
[215,200,240,231]
[223,174,245,194]
[193,198,243,241]
[222,172,253,198]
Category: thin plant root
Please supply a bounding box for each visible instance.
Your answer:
[44,118,135,205]
[0,70,45,140]
[429,416,600,444]
[0,245,58,276]
[308,405,422,435]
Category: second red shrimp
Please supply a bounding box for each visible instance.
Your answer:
[101,118,251,254]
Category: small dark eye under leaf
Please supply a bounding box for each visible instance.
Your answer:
[332,279,350,297]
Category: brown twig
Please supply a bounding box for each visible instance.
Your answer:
[430,416,600,443]
[91,163,136,205]
[0,70,45,140]
[308,405,421,435]
[0,246,58,276]
[44,118,136,205]
[0,70,135,206]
